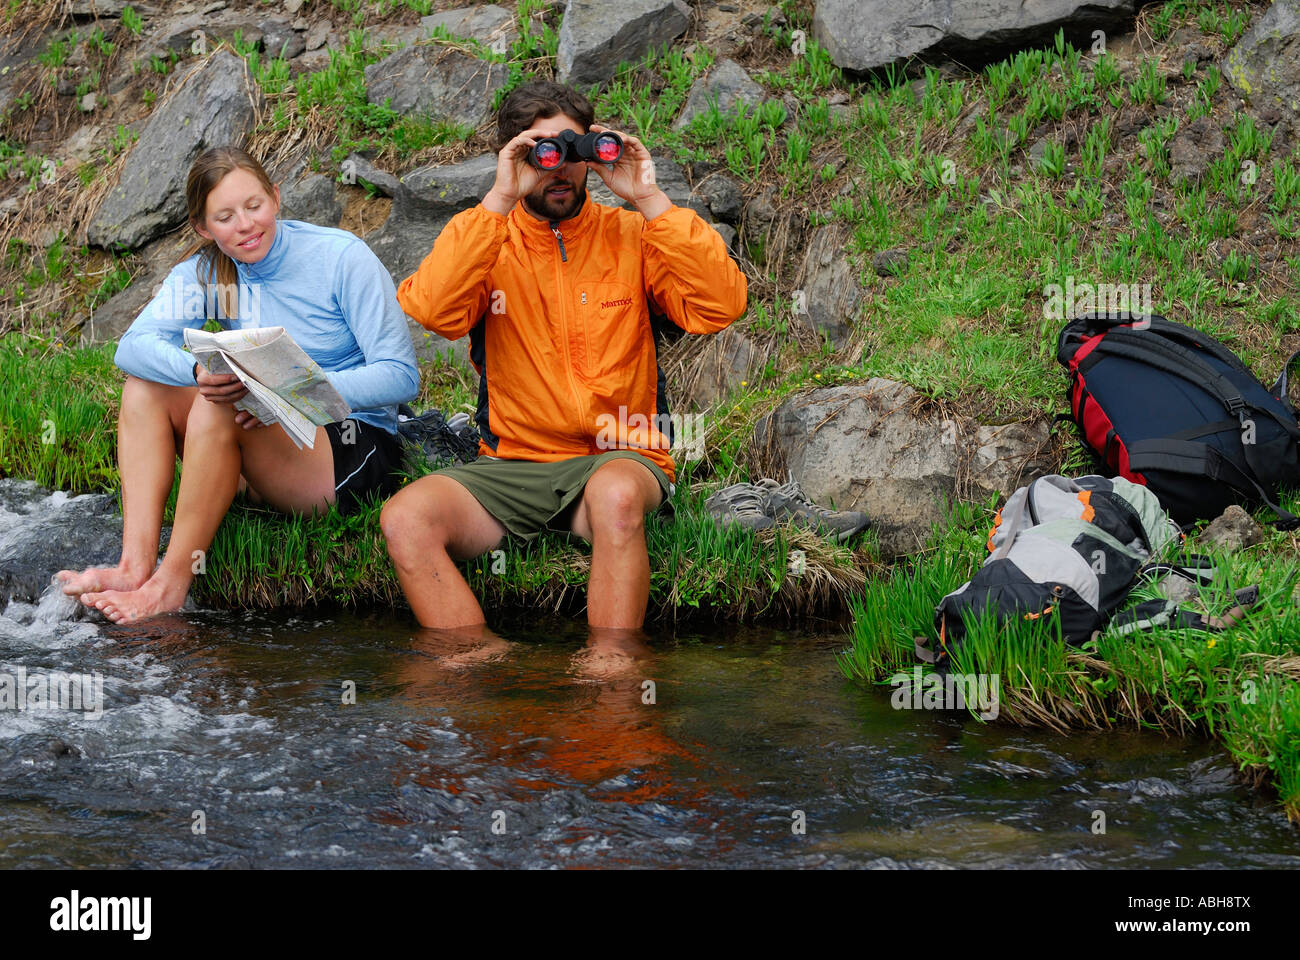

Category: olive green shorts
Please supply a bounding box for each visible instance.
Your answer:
[434,450,675,541]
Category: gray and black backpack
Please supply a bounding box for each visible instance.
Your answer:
[923,475,1256,666]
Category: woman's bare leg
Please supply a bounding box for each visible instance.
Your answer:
[82,396,336,624]
[57,377,196,596]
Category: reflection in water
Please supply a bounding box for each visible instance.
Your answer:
[1,599,1299,868]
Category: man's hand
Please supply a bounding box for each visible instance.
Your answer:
[584,124,670,220]
[483,126,555,216]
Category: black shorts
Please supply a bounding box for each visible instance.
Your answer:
[325,419,405,515]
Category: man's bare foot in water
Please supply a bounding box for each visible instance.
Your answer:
[81,572,190,625]
[56,561,152,598]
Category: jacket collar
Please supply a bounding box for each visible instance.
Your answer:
[509,189,600,248]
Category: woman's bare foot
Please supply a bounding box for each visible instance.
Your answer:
[56,561,152,598]
[81,572,190,625]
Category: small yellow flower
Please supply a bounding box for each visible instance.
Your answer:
[1207,638,1217,649]
[740,380,748,387]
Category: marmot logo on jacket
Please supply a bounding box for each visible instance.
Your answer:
[600,296,633,309]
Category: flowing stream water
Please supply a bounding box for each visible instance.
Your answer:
[3,481,1299,868]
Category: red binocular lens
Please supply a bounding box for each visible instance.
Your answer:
[529,129,623,169]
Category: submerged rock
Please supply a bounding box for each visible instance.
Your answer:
[0,480,138,606]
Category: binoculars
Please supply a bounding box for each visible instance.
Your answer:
[529,129,623,170]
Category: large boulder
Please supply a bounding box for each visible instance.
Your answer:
[754,381,1052,556]
[1221,0,1300,117]
[364,45,507,129]
[421,4,519,51]
[673,58,767,131]
[86,51,263,250]
[812,0,1137,73]
[556,0,691,87]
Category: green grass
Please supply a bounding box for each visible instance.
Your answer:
[0,333,121,491]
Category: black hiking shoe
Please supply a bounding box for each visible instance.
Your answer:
[756,477,870,542]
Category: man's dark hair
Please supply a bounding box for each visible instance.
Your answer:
[495,80,595,150]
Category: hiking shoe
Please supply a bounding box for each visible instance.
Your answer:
[756,477,870,543]
[705,482,776,532]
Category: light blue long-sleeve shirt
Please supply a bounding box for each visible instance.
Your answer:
[114,219,418,434]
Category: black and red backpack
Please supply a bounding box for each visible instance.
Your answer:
[1057,312,1300,529]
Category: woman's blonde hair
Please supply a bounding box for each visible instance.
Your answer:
[183,146,277,321]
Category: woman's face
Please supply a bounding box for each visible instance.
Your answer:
[194,167,281,264]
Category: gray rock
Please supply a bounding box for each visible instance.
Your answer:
[279,173,342,227]
[1168,115,1225,186]
[86,51,263,250]
[361,24,428,52]
[261,17,305,59]
[1200,504,1264,552]
[421,4,519,51]
[206,19,264,50]
[872,248,908,276]
[304,18,331,51]
[69,0,154,17]
[364,46,507,129]
[712,221,737,250]
[694,172,744,223]
[557,0,691,86]
[753,381,1051,556]
[365,152,498,282]
[1221,0,1300,117]
[812,0,1136,73]
[796,225,862,347]
[683,324,754,406]
[673,58,767,130]
[341,153,399,197]
[0,480,132,607]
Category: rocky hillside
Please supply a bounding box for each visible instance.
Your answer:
[1,0,1298,553]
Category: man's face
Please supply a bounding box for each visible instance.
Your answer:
[522,112,588,222]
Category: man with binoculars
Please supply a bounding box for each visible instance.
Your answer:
[385,80,747,634]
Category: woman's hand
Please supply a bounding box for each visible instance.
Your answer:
[196,365,249,404]
[584,124,670,218]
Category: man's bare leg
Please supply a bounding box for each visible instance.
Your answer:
[381,475,507,629]
[82,395,335,623]
[58,377,196,596]
[569,458,664,630]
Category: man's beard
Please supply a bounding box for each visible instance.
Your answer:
[523,176,587,222]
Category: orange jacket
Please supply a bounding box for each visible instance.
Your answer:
[397,196,747,481]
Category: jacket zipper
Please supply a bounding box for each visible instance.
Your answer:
[549,221,567,262]
[550,220,586,440]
